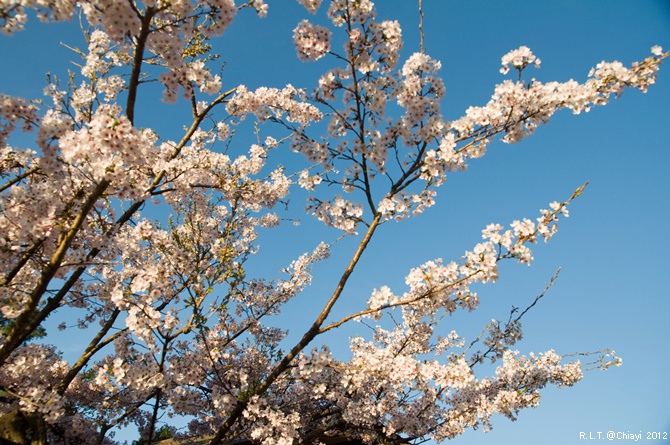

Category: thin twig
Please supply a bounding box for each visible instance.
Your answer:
[418,0,425,54]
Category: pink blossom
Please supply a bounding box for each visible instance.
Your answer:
[293,19,332,61]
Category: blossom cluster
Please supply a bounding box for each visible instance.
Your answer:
[0,94,38,146]
[451,45,668,147]
[0,0,75,34]
[327,0,375,27]
[296,0,323,14]
[227,85,323,127]
[396,52,446,143]
[307,195,364,233]
[293,19,331,61]
[58,104,157,183]
[499,45,541,75]
[0,344,67,422]
[282,315,588,444]
[367,195,574,322]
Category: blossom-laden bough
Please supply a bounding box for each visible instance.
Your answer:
[0,0,665,444]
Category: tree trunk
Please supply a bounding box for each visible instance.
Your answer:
[0,410,46,445]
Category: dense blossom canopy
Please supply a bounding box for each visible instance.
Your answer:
[0,0,665,444]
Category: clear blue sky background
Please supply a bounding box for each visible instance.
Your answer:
[1,1,669,444]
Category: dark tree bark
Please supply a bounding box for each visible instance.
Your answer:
[0,410,46,445]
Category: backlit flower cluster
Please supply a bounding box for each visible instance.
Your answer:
[0,0,75,34]
[367,194,575,321]
[327,0,375,27]
[293,19,332,61]
[227,85,323,127]
[58,104,157,182]
[0,344,67,422]
[296,0,322,14]
[500,45,541,75]
[451,45,668,147]
[307,195,363,233]
[0,94,38,146]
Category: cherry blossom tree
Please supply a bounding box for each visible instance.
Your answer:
[0,0,666,444]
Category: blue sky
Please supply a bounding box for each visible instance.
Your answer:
[1,0,669,444]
